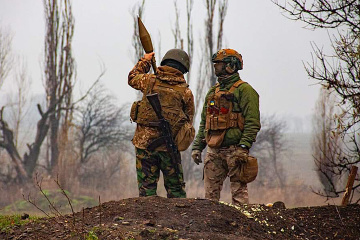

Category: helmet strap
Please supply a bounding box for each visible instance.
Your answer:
[225,63,237,74]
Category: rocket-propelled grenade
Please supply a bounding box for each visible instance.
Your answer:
[138,17,157,73]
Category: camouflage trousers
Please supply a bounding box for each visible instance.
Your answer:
[135,148,186,198]
[204,145,249,205]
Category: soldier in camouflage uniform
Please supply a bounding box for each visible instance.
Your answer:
[128,49,195,198]
[191,49,261,205]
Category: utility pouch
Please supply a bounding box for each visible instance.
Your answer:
[205,130,226,148]
[239,155,258,183]
[237,112,245,131]
[130,101,140,122]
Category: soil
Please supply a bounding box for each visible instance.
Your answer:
[1,196,359,240]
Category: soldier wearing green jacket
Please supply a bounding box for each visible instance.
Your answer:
[191,49,261,205]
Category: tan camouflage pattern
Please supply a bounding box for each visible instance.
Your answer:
[204,145,249,205]
[128,58,195,151]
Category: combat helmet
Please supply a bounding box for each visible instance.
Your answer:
[161,49,190,73]
[212,49,243,70]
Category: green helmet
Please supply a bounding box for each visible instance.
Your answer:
[161,49,190,72]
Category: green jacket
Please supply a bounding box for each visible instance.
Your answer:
[192,73,261,151]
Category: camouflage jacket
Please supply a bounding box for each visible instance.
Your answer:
[192,73,261,151]
[128,58,195,150]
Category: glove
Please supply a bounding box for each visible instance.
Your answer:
[191,150,202,165]
[144,52,155,61]
[229,147,249,164]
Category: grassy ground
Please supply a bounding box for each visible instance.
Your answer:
[0,214,41,233]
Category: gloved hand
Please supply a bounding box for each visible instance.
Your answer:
[191,150,202,165]
[229,147,249,164]
[144,52,155,61]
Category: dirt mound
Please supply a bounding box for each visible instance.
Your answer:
[1,196,359,239]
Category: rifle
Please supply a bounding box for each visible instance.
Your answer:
[146,93,181,175]
[138,17,157,74]
[138,18,181,174]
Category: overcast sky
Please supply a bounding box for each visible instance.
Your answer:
[0,0,332,132]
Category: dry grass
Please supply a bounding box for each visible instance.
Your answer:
[1,150,356,216]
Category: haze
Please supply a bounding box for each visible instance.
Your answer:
[0,0,333,133]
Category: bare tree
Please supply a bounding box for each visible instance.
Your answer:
[186,0,194,84]
[272,0,359,30]
[6,58,33,148]
[171,0,194,84]
[75,84,132,164]
[194,45,208,117]
[43,0,75,174]
[172,0,183,50]
[312,87,342,197]
[0,102,57,182]
[0,0,75,183]
[216,0,227,51]
[0,27,13,90]
[0,55,33,184]
[130,0,147,101]
[74,84,135,194]
[195,0,228,116]
[252,115,288,188]
[204,0,228,87]
[205,0,216,87]
[171,0,226,96]
[0,107,28,181]
[131,0,146,64]
[272,0,360,201]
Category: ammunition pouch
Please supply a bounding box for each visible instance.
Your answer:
[205,112,244,131]
[205,130,226,148]
[130,101,141,122]
[205,80,246,146]
[239,155,258,183]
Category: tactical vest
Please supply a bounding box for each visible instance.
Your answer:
[131,77,188,134]
[205,80,245,131]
